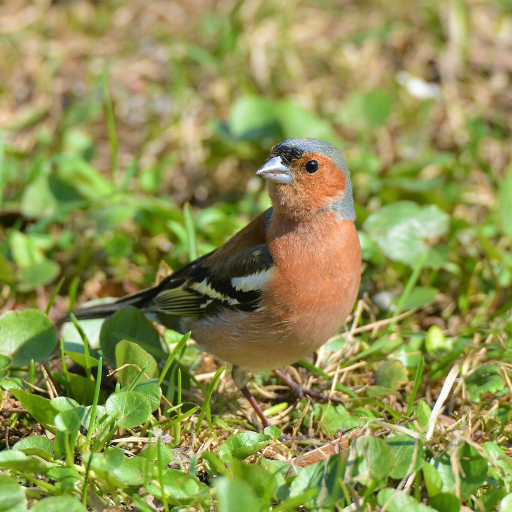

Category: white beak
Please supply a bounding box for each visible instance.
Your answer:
[256,156,293,184]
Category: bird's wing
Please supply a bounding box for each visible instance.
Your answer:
[144,208,274,317]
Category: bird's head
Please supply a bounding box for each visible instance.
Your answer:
[256,138,355,221]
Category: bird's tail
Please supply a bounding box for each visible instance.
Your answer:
[58,285,160,325]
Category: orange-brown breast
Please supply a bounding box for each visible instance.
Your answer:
[263,212,361,354]
[185,211,361,372]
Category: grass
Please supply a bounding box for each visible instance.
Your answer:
[1,0,512,510]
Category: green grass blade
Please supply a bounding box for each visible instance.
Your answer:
[158,332,191,386]
[406,356,425,416]
[120,158,138,193]
[392,249,429,322]
[200,451,228,477]
[45,277,65,315]
[272,488,318,511]
[195,366,225,435]
[86,357,103,444]
[173,369,182,443]
[68,276,80,313]
[183,203,198,261]
[125,361,150,391]
[101,72,118,181]
[157,436,169,512]
[59,338,71,396]
[70,313,92,379]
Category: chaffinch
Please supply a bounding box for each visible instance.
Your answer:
[69,138,361,425]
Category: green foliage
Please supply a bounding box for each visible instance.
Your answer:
[375,360,408,390]
[105,391,152,429]
[363,201,450,269]
[31,496,87,512]
[221,96,342,146]
[432,442,488,499]
[378,488,437,511]
[132,379,162,412]
[115,340,160,387]
[0,475,27,512]
[425,325,453,357]
[10,390,59,428]
[289,456,341,508]
[99,307,162,366]
[429,492,461,512]
[12,436,54,458]
[218,432,272,461]
[0,450,48,474]
[1,0,512,510]
[351,434,395,489]
[465,364,505,402]
[146,469,210,507]
[7,232,61,292]
[0,309,56,367]
[215,477,261,512]
[386,433,424,479]
[337,90,393,131]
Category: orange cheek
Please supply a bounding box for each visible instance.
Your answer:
[268,157,348,216]
[295,161,347,210]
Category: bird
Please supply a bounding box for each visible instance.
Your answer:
[66,138,361,426]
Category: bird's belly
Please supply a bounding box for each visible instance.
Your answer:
[180,310,294,372]
[180,219,361,372]
[180,290,352,373]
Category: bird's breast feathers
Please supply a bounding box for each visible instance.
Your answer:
[184,215,361,371]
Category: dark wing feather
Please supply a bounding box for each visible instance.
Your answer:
[146,243,274,317]
[65,208,274,323]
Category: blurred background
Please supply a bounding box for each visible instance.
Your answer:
[1,0,511,331]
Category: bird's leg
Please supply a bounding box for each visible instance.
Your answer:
[240,385,271,428]
[233,365,271,428]
[274,369,344,405]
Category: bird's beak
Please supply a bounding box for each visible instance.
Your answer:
[256,156,293,184]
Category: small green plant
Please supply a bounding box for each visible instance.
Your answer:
[1,0,512,509]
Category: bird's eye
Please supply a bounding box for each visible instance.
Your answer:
[305,160,319,174]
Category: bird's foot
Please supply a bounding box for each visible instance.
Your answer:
[240,368,344,437]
